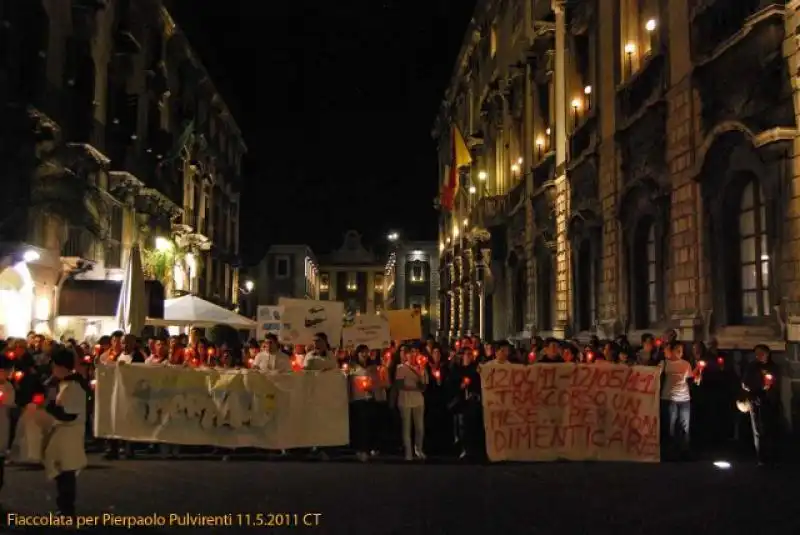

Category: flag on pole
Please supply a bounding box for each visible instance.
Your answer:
[441,125,472,212]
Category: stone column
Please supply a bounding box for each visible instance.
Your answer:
[553,0,571,338]
[666,0,702,337]
[366,271,375,314]
[330,269,338,301]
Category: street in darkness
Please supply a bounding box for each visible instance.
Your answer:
[1,454,798,535]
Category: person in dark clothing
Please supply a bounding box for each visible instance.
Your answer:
[449,351,484,461]
[538,338,564,363]
[741,344,782,465]
[423,346,451,455]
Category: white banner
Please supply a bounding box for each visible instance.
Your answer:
[342,314,390,350]
[94,364,349,449]
[278,298,344,346]
[256,306,284,340]
[480,363,661,462]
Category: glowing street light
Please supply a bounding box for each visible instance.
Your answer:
[244,280,254,292]
[478,171,487,181]
[468,185,476,194]
[387,232,399,242]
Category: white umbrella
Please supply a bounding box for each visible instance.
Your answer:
[115,244,147,335]
[159,294,256,329]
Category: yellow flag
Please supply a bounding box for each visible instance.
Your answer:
[452,126,471,169]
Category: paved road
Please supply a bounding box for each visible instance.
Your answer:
[0,453,796,535]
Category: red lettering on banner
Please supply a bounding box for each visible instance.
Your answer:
[480,363,661,462]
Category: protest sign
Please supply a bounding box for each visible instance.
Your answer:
[278,298,344,346]
[384,309,422,341]
[480,363,661,462]
[342,314,390,349]
[256,306,284,340]
[94,363,349,449]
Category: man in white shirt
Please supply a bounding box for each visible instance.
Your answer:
[303,333,337,371]
[253,334,292,372]
[145,338,170,365]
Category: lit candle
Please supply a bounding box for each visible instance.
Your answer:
[717,357,724,366]
[586,352,594,363]
[765,373,774,385]
[90,379,97,389]
[358,376,371,390]
[248,358,255,368]
[454,341,461,350]
[32,393,45,406]
[698,360,706,370]
[5,351,14,360]
[528,351,536,363]
[83,355,92,363]
[93,344,101,356]
[433,369,441,382]
[191,358,199,367]
[472,349,479,358]
[13,371,23,381]
[655,339,662,347]
[418,356,428,366]
[342,363,349,373]
[462,377,471,387]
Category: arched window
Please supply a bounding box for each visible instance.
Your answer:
[646,225,657,324]
[738,181,769,317]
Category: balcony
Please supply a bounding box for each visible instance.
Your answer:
[61,227,97,261]
[690,0,776,61]
[472,196,506,229]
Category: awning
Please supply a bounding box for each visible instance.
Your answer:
[150,294,255,329]
[58,279,165,318]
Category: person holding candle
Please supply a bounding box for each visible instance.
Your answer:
[422,345,451,455]
[538,338,564,363]
[303,333,337,371]
[741,344,782,465]
[636,333,657,365]
[660,341,695,460]
[394,348,427,461]
[449,349,483,461]
[347,345,374,462]
[144,337,170,366]
[98,331,123,365]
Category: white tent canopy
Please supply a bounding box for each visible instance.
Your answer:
[147,294,256,329]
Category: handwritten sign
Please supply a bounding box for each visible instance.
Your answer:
[384,309,422,341]
[256,306,284,340]
[343,315,390,349]
[278,298,344,346]
[480,364,661,462]
[94,363,349,449]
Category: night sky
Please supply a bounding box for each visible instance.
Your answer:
[172,0,476,263]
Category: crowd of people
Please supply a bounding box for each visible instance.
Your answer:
[0,327,785,516]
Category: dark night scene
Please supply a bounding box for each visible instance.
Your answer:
[0,0,799,533]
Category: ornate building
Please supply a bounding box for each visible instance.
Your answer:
[0,0,245,338]
[434,0,800,423]
[384,241,440,335]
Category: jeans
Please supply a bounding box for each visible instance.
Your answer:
[400,405,424,458]
[665,400,691,452]
[349,400,374,453]
[55,471,77,516]
[750,402,780,463]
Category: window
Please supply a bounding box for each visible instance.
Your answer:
[410,263,425,283]
[346,272,357,292]
[224,263,231,299]
[275,256,289,279]
[374,274,384,292]
[739,182,770,318]
[320,274,330,292]
[621,0,659,80]
[646,225,658,324]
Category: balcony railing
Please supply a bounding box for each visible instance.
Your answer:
[473,195,507,228]
[61,227,97,261]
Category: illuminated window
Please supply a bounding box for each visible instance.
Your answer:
[346,272,358,292]
[410,263,425,283]
[739,181,770,318]
[320,274,329,292]
[275,256,289,279]
[374,274,384,292]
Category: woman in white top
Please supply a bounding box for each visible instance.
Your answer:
[394,348,428,461]
[40,348,88,518]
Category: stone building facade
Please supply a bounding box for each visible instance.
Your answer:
[434,0,800,425]
[384,241,440,335]
[0,0,245,337]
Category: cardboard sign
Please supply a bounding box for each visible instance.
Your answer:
[342,314,391,350]
[256,306,284,340]
[278,298,344,346]
[94,364,349,449]
[480,363,661,462]
[384,309,422,341]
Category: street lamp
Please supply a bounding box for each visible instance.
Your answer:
[387,232,399,242]
[624,42,636,78]
[244,280,254,292]
[535,137,545,159]
[571,98,581,128]
[468,185,476,194]
[478,171,487,181]
[645,19,657,52]
[584,85,592,111]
